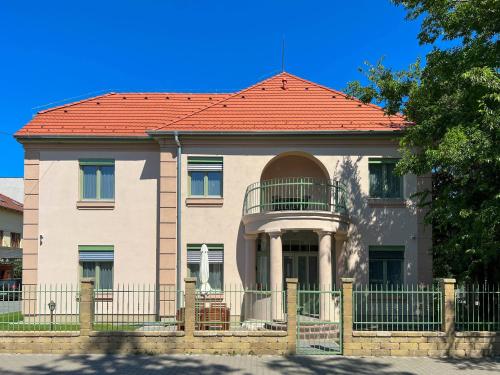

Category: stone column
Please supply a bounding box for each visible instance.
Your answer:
[341,277,354,352]
[184,277,197,337]
[269,230,284,321]
[79,278,94,336]
[286,278,298,355]
[317,230,333,320]
[440,278,456,335]
[244,234,258,288]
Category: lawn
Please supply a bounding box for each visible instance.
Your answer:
[0,312,158,332]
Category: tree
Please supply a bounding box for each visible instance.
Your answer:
[346,0,500,283]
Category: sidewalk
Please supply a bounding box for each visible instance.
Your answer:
[0,354,498,374]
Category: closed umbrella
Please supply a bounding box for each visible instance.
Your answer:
[199,244,211,294]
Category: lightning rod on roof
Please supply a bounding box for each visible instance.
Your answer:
[281,37,285,72]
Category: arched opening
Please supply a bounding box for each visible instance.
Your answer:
[260,152,329,182]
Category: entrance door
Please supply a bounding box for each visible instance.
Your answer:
[283,253,319,316]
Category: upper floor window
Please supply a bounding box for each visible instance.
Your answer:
[10,232,21,248]
[80,159,115,201]
[79,245,114,290]
[188,157,223,197]
[369,158,402,198]
[369,246,404,285]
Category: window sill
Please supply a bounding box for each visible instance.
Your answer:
[367,198,406,208]
[185,197,224,207]
[76,200,115,210]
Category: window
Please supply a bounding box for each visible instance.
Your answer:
[186,244,223,290]
[79,245,114,290]
[369,246,404,285]
[10,232,21,248]
[80,159,115,200]
[369,158,403,198]
[0,230,3,246]
[188,157,223,197]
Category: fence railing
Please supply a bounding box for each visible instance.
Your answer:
[455,284,500,331]
[194,286,286,331]
[243,177,348,215]
[93,285,184,331]
[0,284,79,331]
[353,284,442,331]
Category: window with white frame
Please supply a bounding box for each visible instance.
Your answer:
[186,244,224,290]
[187,157,223,197]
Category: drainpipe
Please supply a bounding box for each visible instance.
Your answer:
[174,132,182,309]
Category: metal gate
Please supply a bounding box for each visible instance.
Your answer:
[297,289,342,355]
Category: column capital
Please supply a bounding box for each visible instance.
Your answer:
[266,229,282,238]
[315,229,333,237]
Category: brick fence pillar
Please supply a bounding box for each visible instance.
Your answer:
[286,278,298,355]
[341,278,354,350]
[440,278,456,335]
[184,277,196,338]
[80,278,94,336]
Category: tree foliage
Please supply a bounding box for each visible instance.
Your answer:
[346,0,500,283]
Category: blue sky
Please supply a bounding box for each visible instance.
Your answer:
[0,1,429,177]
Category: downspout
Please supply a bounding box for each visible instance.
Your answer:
[174,132,182,309]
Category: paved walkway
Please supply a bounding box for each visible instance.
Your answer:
[0,354,498,374]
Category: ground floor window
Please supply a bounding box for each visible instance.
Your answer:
[369,246,404,285]
[186,244,224,290]
[78,245,114,290]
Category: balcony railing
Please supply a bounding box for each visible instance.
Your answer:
[243,177,348,215]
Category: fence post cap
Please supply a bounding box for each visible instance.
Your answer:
[286,278,298,284]
[184,277,197,283]
[439,278,457,284]
[341,277,354,283]
[81,278,95,285]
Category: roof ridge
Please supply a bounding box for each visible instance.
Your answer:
[37,93,117,114]
[153,72,289,131]
[114,92,233,95]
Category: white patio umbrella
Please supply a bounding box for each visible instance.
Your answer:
[199,244,211,295]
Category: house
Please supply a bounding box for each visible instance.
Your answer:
[0,193,23,269]
[14,72,432,319]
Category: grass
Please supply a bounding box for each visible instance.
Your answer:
[0,312,160,332]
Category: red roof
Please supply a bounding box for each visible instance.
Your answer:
[16,72,408,137]
[0,194,23,213]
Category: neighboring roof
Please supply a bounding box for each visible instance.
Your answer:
[0,193,23,213]
[16,72,408,138]
[16,93,230,137]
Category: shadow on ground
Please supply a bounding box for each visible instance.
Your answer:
[0,354,499,375]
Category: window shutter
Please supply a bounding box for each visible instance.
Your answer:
[188,157,223,171]
[79,245,114,261]
[187,244,224,263]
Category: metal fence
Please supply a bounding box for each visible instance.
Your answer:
[455,284,500,331]
[243,178,348,215]
[194,286,286,331]
[0,283,79,331]
[93,285,184,331]
[353,284,442,331]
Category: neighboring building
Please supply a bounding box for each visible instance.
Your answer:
[14,72,432,311]
[0,178,24,203]
[0,193,23,262]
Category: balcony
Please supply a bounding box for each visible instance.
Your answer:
[243,177,348,216]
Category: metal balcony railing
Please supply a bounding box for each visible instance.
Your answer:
[243,177,348,216]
